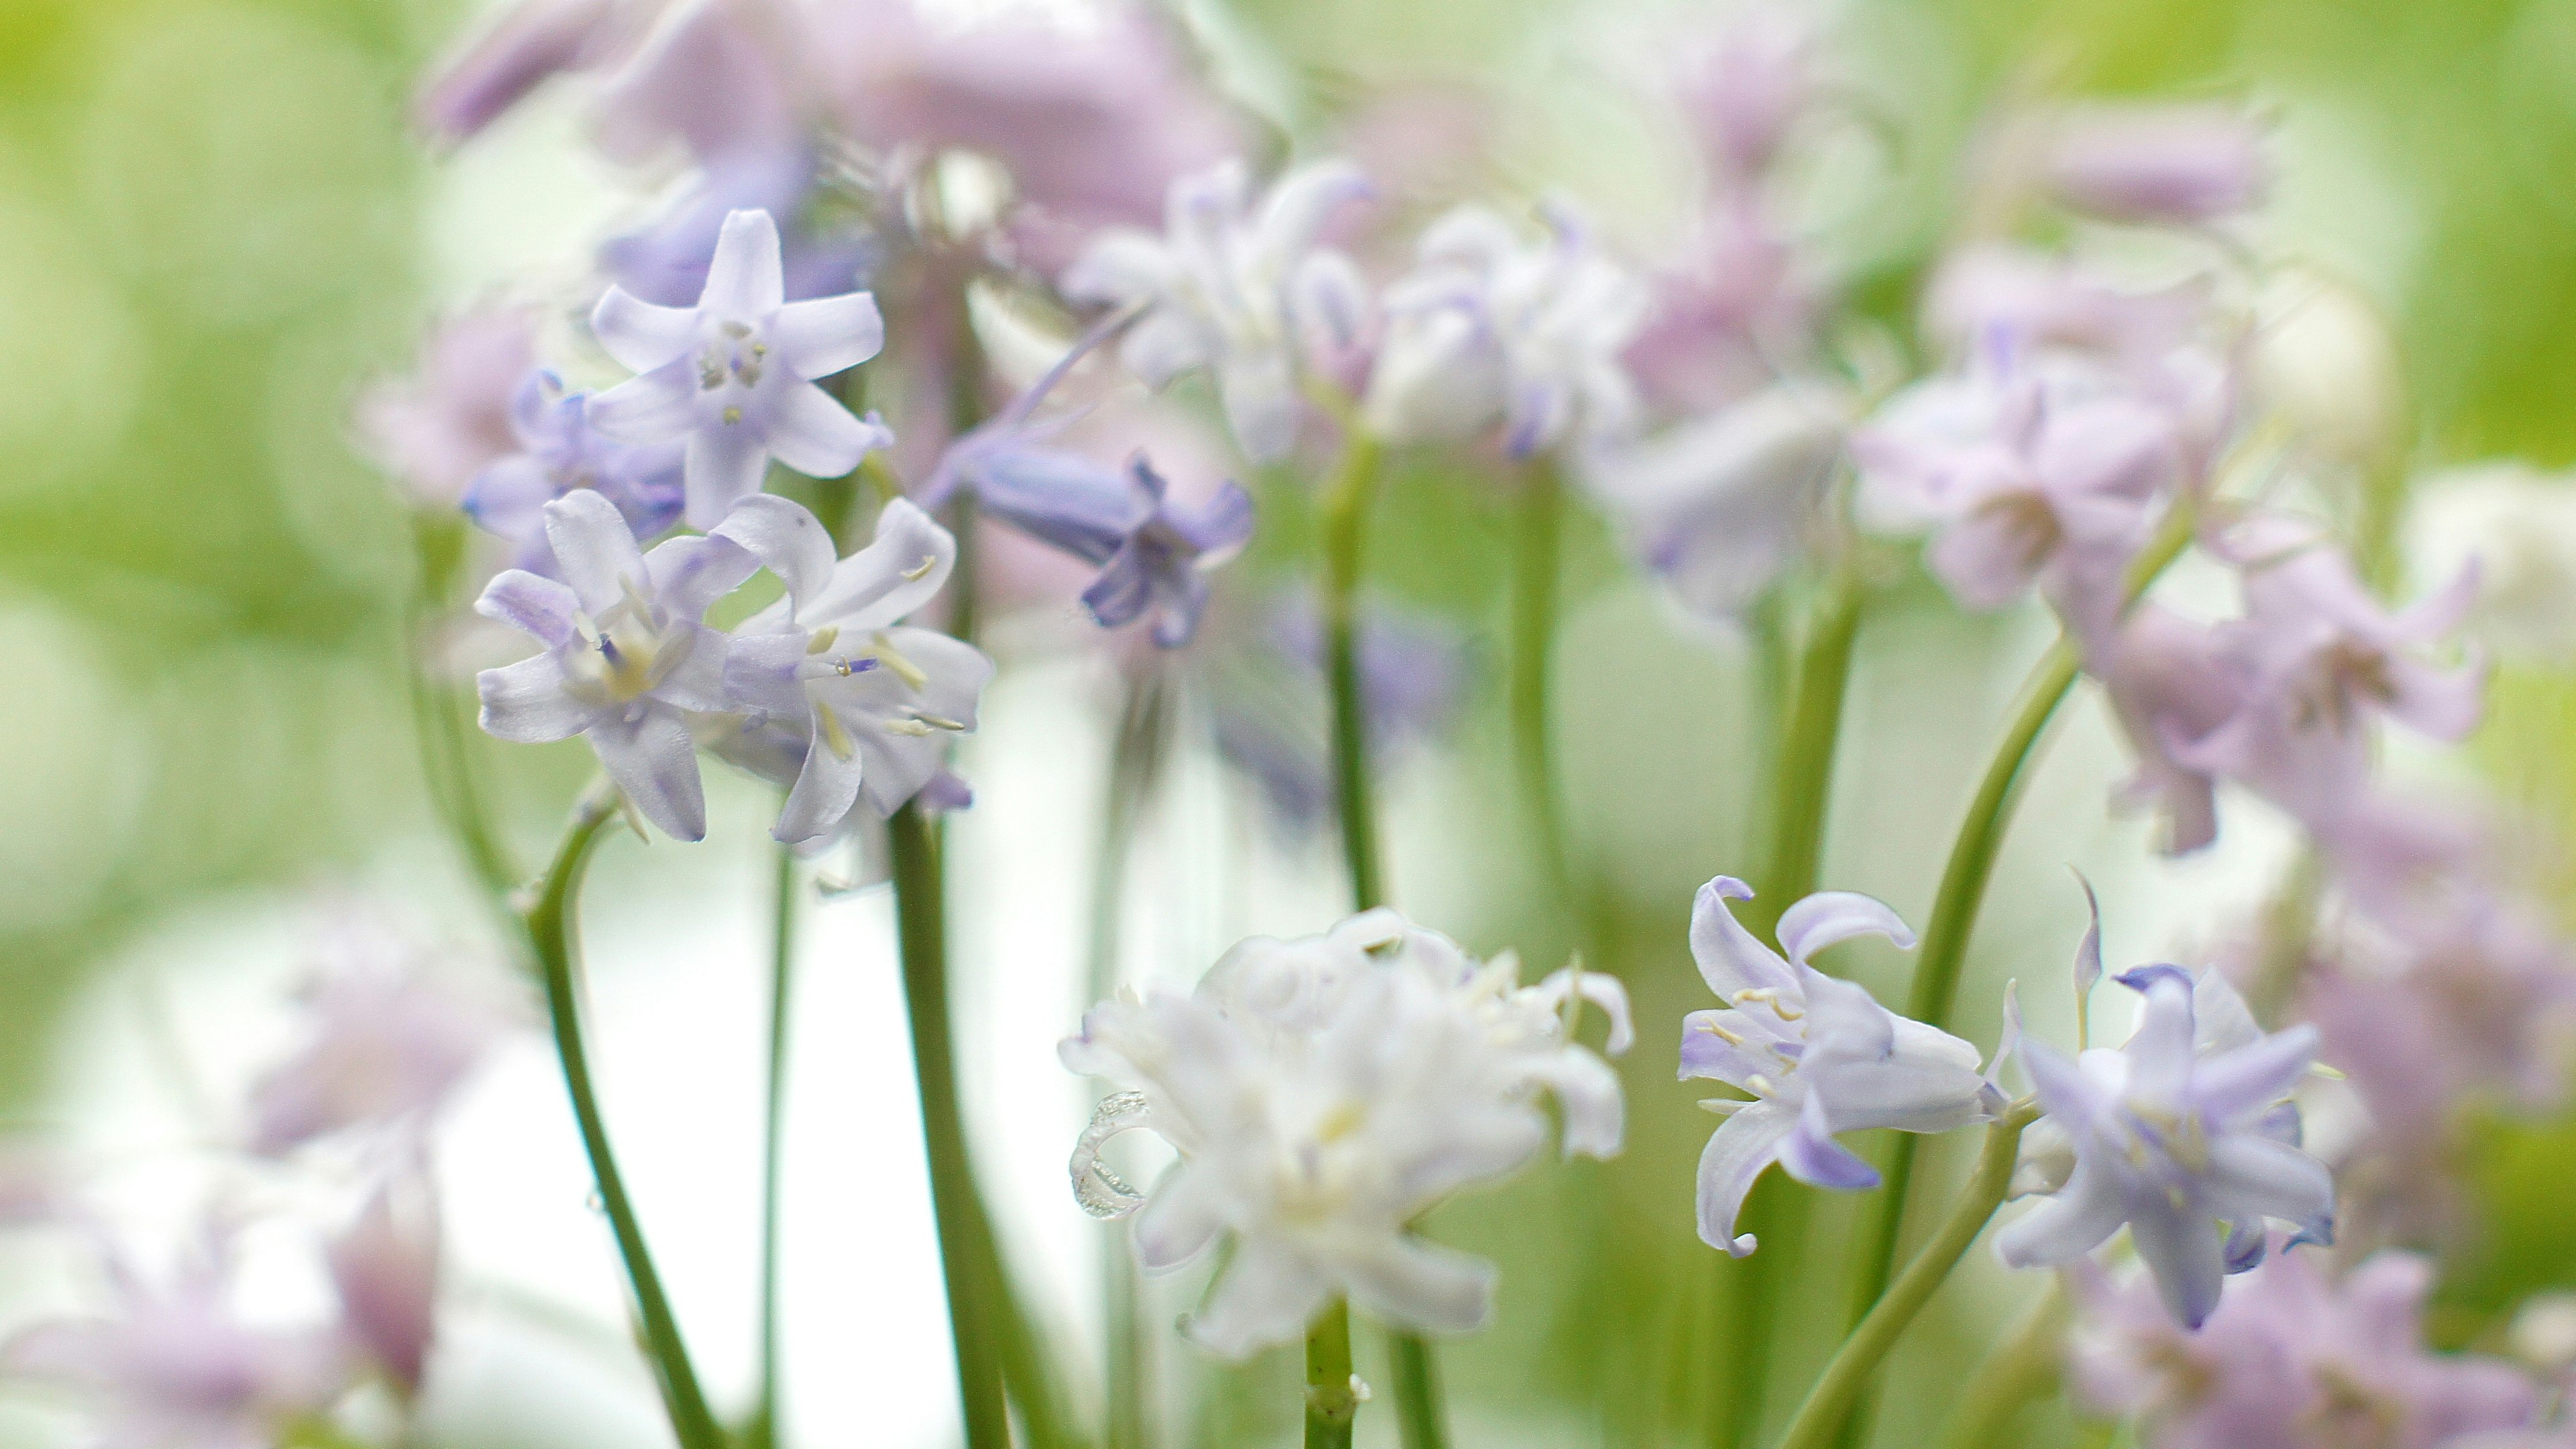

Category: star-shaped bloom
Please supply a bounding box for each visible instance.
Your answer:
[1998,963,2335,1330]
[589,208,892,527]
[1059,910,1627,1358]
[711,495,994,843]
[1364,203,1649,458]
[463,369,685,576]
[1680,877,2001,1256]
[1062,158,1372,463]
[474,490,760,841]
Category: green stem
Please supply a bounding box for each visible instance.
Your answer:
[1933,1280,2070,1449]
[1510,460,1572,900]
[400,590,513,903]
[1772,1106,2037,1449]
[887,804,1011,1449]
[524,794,724,1449]
[1390,1334,1448,1449]
[1306,1299,1358,1449]
[747,841,800,1449]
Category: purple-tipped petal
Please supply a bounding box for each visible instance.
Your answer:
[474,570,580,647]
[1689,875,1799,998]
[1776,1091,1880,1189]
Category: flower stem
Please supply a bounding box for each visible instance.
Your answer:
[747,840,800,1449]
[1306,1299,1359,1449]
[524,792,724,1449]
[1510,459,1573,900]
[886,802,1011,1449]
[1933,1279,2070,1449]
[1390,1333,1448,1449]
[1771,1104,2039,1449]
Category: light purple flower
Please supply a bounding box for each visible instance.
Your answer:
[411,0,645,144]
[1624,194,1817,417]
[589,209,892,527]
[1364,203,1648,458]
[1063,159,1373,463]
[1071,460,1254,647]
[1673,4,1821,182]
[2038,103,2271,227]
[2096,603,2245,856]
[1681,877,2000,1256]
[2179,531,2486,827]
[2068,1247,2536,1448]
[474,490,759,840]
[1998,963,2333,1329]
[464,370,685,576]
[1580,382,1849,619]
[354,306,535,509]
[712,494,994,841]
[327,1161,442,1397]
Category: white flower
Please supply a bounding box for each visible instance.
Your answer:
[2408,462,2576,665]
[711,495,994,842]
[1063,158,1372,463]
[1680,877,2001,1256]
[1364,203,1648,458]
[589,208,891,528]
[1059,909,1628,1358]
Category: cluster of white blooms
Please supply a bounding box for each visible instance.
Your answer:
[1061,909,1629,1357]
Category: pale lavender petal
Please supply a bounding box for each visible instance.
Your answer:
[591,286,700,374]
[702,209,785,319]
[1130,1166,1230,1273]
[1994,1155,2128,1267]
[770,290,885,380]
[2128,1197,2226,1330]
[587,704,707,841]
[806,498,957,630]
[684,424,773,529]
[1218,349,1300,464]
[2202,1135,2334,1244]
[2191,1024,2316,1125]
[1081,549,1155,630]
[1187,1239,1334,1360]
[774,711,866,844]
[1776,890,1918,968]
[721,631,812,717]
[653,624,734,714]
[477,655,590,743]
[588,360,698,442]
[2115,966,2199,1102]
[763,382,882,480]
[1689,875,1799,998]
[542,489,649,619]
[2220,1216,2267,1275]
[1254,159,1369,258]
[1340,1237,1495,1336]
[1696,1099,1796,1256]
[1776,1091,1880,1189]
[474,569,579,647]
[2019,1037,2112,1136]
[644,533,759,621]
[710,494,836,612]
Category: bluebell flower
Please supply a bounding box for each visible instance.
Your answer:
[473,490,760,841]
[1998,963,2334,1330]
[463,370,685,576]
[588,209,892,528]
[1680,877,2002,1255]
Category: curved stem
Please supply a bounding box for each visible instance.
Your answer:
[887,803,1011,1449]
[1306,1299,1358,1449]
[748,841,800,1449]
[1933,1279,2070,1449]
[1772,1106,2037,1449]
[1509,460,1572,900]
[524,793,724,1449]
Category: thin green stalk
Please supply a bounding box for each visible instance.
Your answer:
[887,804,1011,1449]
[1510,460,1572,900]
[1772,1105,2039,1449]
[1390,1334,1448,1449]
[1306,1299,1358,1449]
[1321,423,1387,914]
[400,587,513,902]
[747,841,800,1449]
[524,793,724,1449]
[1933,1279,2070,1449]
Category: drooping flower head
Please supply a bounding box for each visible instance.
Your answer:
[463,370,686,577]
[1062,159,1373,463]
[590,208,892,527]
[1999,962,2334,1329]
[1061,910,1628,1358]
[474,490,760,840]
[712,494,994,842]
[1680,877,2002,1256]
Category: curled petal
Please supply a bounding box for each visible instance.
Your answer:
[773,710,865,844]
[477,655,589,743]
[712,494,837,614]
[1776,1091,1880,1190]
[1776,890,1919,968]
[1696,1099,1796,1256]
[1689,876,1798,999]
[808,498,957,629]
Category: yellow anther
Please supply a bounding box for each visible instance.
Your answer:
[1699,1019,1746,1046]
[871,632,930,690]
[912,712,967,732]
[817,705,857,761]
[806,625,840,655]
[722,406,744,426]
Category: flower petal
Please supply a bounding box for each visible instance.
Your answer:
[806,498,957,630]
[1993,1155,2128,1268]
[592,286,701,374]
[773,708,865,843]
[712,494,837,613]
[770,290,884,380]
[762,382,883,480]
[1340,1236,1496,1337]
[543,489,650,619]
[588,360,698,442]
[702,209,785,319]
[477,654,590,743]
[1696,1099,1796,1256]
[1129,1165,1228,1273]
[588,704,707,841]
[1778,891,1919,969]
[684,423,773,529]
[2127,1196,2226,1329]
[644,533,759,622]
[1187,1238,1334,1360]
[1777,1091,1880,1190]
[2190,1024,2316,1126]
[475,569,580,647]
[1689,875,1798,999]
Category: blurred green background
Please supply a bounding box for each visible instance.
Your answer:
[4,0,2576,1443]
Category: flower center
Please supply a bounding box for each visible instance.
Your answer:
[696,318,770,423]
[565,576,688,706]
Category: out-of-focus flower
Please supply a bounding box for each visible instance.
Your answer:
[1580,382,1849,619]
[1673,4,1821,182]
[355,307,537,510]
[1063,159,1373,463]
[591,209,891,527]
[2068,1248,2536,1446]
[1999,964,2332,1329]
[714,495,992,841]
[2034,103,2270,227]
[326,1163,442,1397]
[3,1233,350,1449]
[1364,203,1648,458]
[2407,463,2576,665]
[2180,532,2485,827]
[2096,604,2245,856]
[464,370,686,576]
[248,914,515,1156]
[1680,877,1999,1256]
[474,490,760,840]
[1623,197,1815,415]
[1066,460,1254,648]
[1059,909,1626,1358]
[412,0,653,144]
[2251,266,2407,475]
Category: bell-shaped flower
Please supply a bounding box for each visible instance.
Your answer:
[1998,963,2334,1329]
[1680,877,2000,1256]
[326,1160,443,1397]
[1059,910,1626,1358]
[2096,603,2246,856]
[473,490,760,841]
[1061,158,1373,463]
[712,495,994,843]
[588,208,892,527]
[2179,529,2486,826]
[1364,203,1649,458]
[463,370,685,576]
